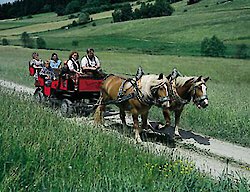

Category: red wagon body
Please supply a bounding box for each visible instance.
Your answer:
[30,66,103,116]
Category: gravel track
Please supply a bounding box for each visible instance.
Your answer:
[1,79,250,181]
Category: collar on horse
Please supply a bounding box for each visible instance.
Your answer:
[116,77,170,107]
[169,80,190,105]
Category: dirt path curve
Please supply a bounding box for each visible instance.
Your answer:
[1,79,250,181]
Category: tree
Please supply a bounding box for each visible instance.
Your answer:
[201,35,226,57]
[153,0,174,17]
[112,3,133,22]
[65,0,81,14]
[78,12,90,25]
[2,38,9,46]
[120,3,133,21]
[21,32,34,48]
[112,9,122,22]
[36,37,46,49]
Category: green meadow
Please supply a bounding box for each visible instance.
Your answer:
[0,0,249,57]
[0,89,249,191]
[0,46,249,147]
[0,0,250,189]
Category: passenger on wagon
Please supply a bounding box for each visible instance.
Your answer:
[81,48,101,71]
[67,51,81,74]
[50,53,61,69]
[39,60,56,86]
[66,51,81,90]
[81,48,106,78]
[29,52,43,79]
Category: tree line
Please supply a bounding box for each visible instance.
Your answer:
[112,0,174,23]
[0,0,134,20]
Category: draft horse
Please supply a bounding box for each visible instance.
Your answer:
[163,76,209,138]
[94,73,170,143]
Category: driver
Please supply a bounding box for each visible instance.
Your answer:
[81,48,101,72]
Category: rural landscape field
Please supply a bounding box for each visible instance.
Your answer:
[0,0,250,191]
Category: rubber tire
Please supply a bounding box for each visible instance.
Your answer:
[61,99,73,117]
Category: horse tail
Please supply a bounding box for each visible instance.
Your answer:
[94,97,104,125]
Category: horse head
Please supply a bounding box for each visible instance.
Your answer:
[146,73,170,108]
[191,76,209,109]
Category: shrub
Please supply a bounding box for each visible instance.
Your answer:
[235,44,248,59]
[201,35,226,57]
[26,14,33,19]
[36,37,46,49]
[21,32,34,48]
[2,38,9,46]
[78,12,90,25]
[187,0,201,5]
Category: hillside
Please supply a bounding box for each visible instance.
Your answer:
[0,0,249,57]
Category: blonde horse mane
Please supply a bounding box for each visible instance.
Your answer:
[175,76,196,87]
[140,74,168,98]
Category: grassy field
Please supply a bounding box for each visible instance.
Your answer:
[0,46,249,147]
[0,89,249,191]
[0,0,250,189]
[0,0,249,57]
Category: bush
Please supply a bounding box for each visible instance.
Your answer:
[201,35,226,57]
[235,44,248,59]
[78,12,90,25]
[2,38,9,46]
[21,32,34,48]
[187,0,201,5]
[36,37,46,49]
[26,14,33,19]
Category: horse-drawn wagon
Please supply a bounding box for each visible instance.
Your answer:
[29,65,103,117]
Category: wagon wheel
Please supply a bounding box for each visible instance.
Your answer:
[33,88,44,103]
[61,99,73,117]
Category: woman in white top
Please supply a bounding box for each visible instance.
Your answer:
[67,51,81,74]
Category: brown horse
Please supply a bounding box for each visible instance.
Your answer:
[163,76,209,138]
[94,73,170,143]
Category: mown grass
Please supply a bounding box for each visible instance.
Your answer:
[0,46,249,147]
[0,89,249,191]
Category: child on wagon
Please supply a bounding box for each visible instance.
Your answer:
[29,52,43,80]
[39,60,56,86]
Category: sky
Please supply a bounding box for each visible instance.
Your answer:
[0,0,15,5]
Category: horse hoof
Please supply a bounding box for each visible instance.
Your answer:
[136,137,142,143]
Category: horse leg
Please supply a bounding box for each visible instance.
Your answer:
[120,108,126,127]
[162,109,171,128]
[94,97,105,125]
[174,108,183,138]
[141,111,149,130]
[132,114,142,143]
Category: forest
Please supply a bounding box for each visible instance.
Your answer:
[0,0,135,19]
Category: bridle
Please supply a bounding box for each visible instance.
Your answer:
[190,81,208,107]
[150,82,170,107]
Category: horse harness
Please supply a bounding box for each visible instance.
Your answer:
[169,79,208,107]
[104,76,170,107]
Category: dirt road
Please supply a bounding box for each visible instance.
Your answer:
[1,79,250,180]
